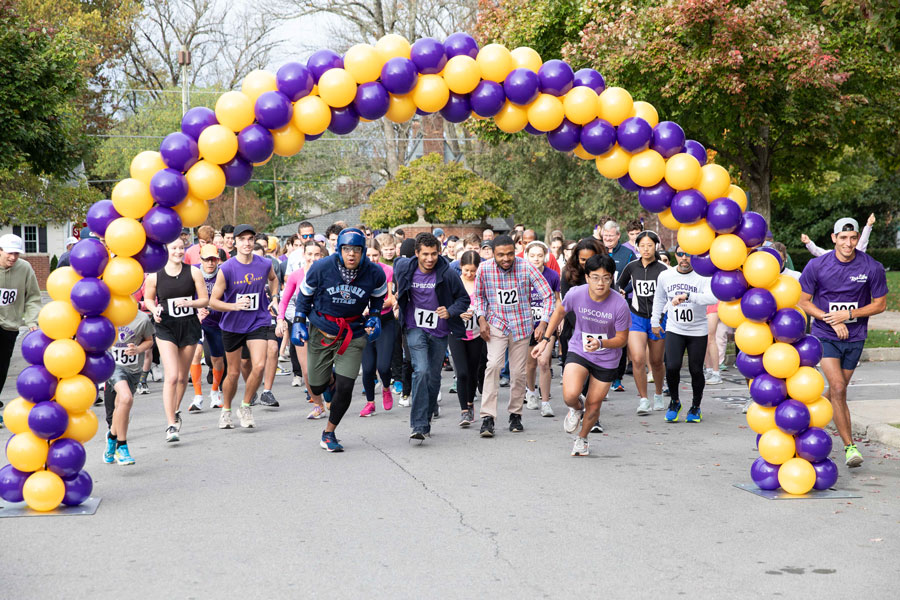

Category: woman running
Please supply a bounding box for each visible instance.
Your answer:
[358,238,397,416]
[524,241,559,417]
[447,250,486,427]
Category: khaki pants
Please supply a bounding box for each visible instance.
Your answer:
[480,325,529,419]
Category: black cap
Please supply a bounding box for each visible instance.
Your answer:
[481,239,494,249]
[234,224,256,238]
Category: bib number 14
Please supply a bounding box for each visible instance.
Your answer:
[414,308,438,329]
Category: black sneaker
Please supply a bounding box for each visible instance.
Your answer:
[509,413,524,433]
[442,357,453,371]
[409,430,425,441]
[480,416,495,438]
[458,410,473,427]
[249,392,259,407]
[590,420,603,434]
[260,391,280,407]
[174,411,183,432]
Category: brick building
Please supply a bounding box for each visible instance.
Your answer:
[0,222,77,288]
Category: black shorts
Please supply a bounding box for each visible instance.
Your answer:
[222,326,270,354]
[565,353,617,383]
[155,317,201,348]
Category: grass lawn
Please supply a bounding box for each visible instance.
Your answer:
[887,271,899,312]
[865,329,900,348]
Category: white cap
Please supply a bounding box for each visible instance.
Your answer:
[65,236,78,247]
[833,218,859,235]
[0,234,25,253]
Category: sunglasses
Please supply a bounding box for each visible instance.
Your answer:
[301,234,314,239]
[675,251,689,257]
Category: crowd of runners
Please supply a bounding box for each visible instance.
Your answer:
[0,213,887,464]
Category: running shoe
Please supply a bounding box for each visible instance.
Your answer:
[307,405,327,420]
[210,390,223,409]
[238,405,255,428]
[706,371,723,385]
[359,401,376,417]
[189,394,203,412]
[636,397,652,416]
[165,425,179,443]
[524,389,539,410]
[449,378,457,394]
[103,432,116,464]
[571,437,589,457]
[499,377,510,388]
[647,370,654,383]
[742,399,751,414]
[136,382,149,395]
[260,391,279,407]
[433,404,441,419]
[278,352,289,362]
[665,400,682,423]
[590,421,603,434]
[115,444,135,466]
[844,444,863,467]
[292,376,302,388]
[150,365,162,382]
[320,431,343,452]
[174,411,183,432]
[541,402,555,417]
[409,430,426,441]
[442,357,453,371]
[393,380,403,394]
[653,394,666,411]
[612,379,625,392]
[564,407,583,434]
[249,392,259,407]
[509,413,524,433]
[437,391,442,404]
[398,394,411,407]
[479,416,495,438]
[458,410,473,427]
[686,406,702,423]
[719,362,728,371]
[663,386,670,396]
[218,409,234,429]
[382,388,393,411]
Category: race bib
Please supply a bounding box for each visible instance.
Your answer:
[531,305,544,322]
[237,293,259,311]
[464,315,478,333]
[635,280,656,297]
[111,346,139,366]
[167,297,194,317]
[672,305,694,323]
[414,308,439,330]
[829,301,858,324]
[582,332,608,352]
[497,288,519,306]
[0,288,17,306]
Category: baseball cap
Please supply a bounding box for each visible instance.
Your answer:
[480,239,494,249]
[200,245,220,260]
[234,224,256,238]
[433,228,444,236]
[0,234,25,253]
[65,236,79,247]
[833,218,859,235]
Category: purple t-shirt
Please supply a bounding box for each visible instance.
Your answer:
[799,250,888,342]
[194,265,221,329]
[404,268,450,338]
[562,284,631,369]
[531,266,560,325]
[218,254,273,334]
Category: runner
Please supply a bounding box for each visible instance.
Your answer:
[295,228,387,452]
[523,241,559,417]
[797,217,888,467]
[143,238,209,442]
[189,245,226,411]
[286,221,316,275]
[221,224,236,258]
[358,238,397,417]
[533,255,630,456]
[251,242,282,408]
[447,251,486,427]
[802,213,874,257]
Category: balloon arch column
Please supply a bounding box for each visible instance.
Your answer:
[0,33,838,511]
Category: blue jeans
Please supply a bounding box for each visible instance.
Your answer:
[406,327,449,433]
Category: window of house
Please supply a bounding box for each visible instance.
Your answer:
[23,225,38,253]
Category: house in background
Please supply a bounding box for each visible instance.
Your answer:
[0,222,80,288]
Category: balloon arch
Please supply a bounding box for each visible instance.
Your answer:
[0,33,838,511]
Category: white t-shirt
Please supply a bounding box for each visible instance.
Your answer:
[651,268,718,336]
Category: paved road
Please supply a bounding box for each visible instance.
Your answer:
[3,360,899,598]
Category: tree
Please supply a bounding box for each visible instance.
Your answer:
[363,153,512,228]
[0,169,102,226]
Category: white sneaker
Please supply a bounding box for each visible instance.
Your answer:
[540,401,555,417]
[653,394,665,411]
[291,375,302,387]
[571,436,589,456]
[564,407,583,434]
[150,365,162,382]
[742,399,752,414]
[636,397,652,416]
[436,390,442,404]
[209,390,223,409]
[189,394,203,412]
[165,425,179,442]
[524,389,539,410]
[399,395,411,407]
[647,369,654,383]
[218,409,234,429]
[706,371,723,385]
[239,405,255,428]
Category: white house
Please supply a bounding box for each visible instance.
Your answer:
[0,221,80,288]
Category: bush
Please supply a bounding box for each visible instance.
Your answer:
[788,248,900,272]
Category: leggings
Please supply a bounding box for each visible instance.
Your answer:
[288,342,303,377]
[0,328,18,398]
[401,330,412,396]
[310,373,355,427]
[448,335,486,411]
[361,315,397,402]
[664,331,707,406]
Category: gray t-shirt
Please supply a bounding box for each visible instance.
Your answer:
[111,312,154,373]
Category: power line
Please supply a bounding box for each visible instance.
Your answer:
[89,134,479,142]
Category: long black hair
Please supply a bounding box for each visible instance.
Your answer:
[563,237,603,287]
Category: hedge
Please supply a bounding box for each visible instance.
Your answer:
[788,248,900,272]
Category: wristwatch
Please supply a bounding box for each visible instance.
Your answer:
[542,336,552,343]
[848,308,853,320]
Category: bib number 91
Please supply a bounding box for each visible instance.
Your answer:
[237,293,259,311]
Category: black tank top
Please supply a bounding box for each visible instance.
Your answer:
[157,265,197,320]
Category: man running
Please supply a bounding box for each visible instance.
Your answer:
[798,217,887,468]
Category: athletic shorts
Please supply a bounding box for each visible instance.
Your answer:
[202,324,224,358]
[565,353,617,383]
[821,338,865,371]
[222,326,270,354]
[630,313,666,341]
[108,366,141,395]
[266,324,278,342]
[155,317,201,348]
[305,325,367,387]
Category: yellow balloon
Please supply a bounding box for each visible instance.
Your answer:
[62,409,98,443]
[718,299,745,328]
[743,251,780,289]
[197,124,238,165]
[758,429,796,465]
[111,178,153,220]
[709,234,748,271]
[102,257,144,296]
[778,457,816,495]
[344,44,384,83]
[3,397,34,434]
[55,375,97,413]
[412,74,450,113]
[677,219,716,255]
[494,101,529,133]
[563,86,599,125]
[318,68,357,108]
[763,342,801,379]
[735,321,774,355]
[103,294,139,327]
[631,101,659,127]
[527,93,565,132]
[376,33,411,61]
[727,184,748,211]
[768,274,802,310]
[384,93,417,123]
[38,301,82,340]
[595,145,631,179]
[628,149,666,187]
[173,195,210,228]
[443,55,481,94]
[476,43,513,83]
[271,123,305,157]
[215,91,255,132]
[510,46,542,72]
[746,402,777,434]
[807,396,834,426]
[130,151,167,186]
[43,339,86,379]
[696,163,731,201]
[46,267,82,302]
[786,366,825,403]
[292,95,331,135]
[572,144,597,161]
[23,470,66,512]
[105,217,146,258]
[665,153,702,191]
[658,208,680,230]
[241,70,278,104]
[6,431,48,472]
[597,87,633,126]
[185,160,226,201]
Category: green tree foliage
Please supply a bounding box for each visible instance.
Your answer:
[0,170,102,226]
[363,153,512,228]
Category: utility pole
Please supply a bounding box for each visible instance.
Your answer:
[178,46,191,116]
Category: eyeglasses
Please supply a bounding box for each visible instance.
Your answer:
[675,251,689,257]
[342,245,363,254]
[588,275,613,284]
[301,234,314,239]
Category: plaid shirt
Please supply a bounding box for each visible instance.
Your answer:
[474,257,554,341]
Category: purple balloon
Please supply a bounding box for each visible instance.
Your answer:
[650,121,685,158]
[770,308,806,343]
[415,108,433,116]
[736,351,766,379]
[504,68,540,106]
[70,238,109,278]
[305,132,322,142]
[21,330,53,366]
[683,139,707,165]
[670,190,708,225]
[134,239,168,273]
[439,92,471,123]
[70,277,111,316]
[573,68,605,94]
[181,107,218,141]
[443,32,478,59]
[254,91,293,130]
[750,457,781,490]
[380,57,418,95]
[756,246,783,268]
[538,60,574,96]
[142,206,183,245]
[221,155,253,187]
[47,438,86,478]
[580,118,617,156]
[149,168,189,208]
[750,373,788,407]
[237,124,275,164]
[307,49,343,82]
[354,82,390,120]
[411,37,447,74]
[470,80,505,117]
[61,470,93,506]
[76,316,117,353]
[159,132,199,173]
[616,117,653,153]
[85,200,121,238]
[741,287,778,323]
[691,251,718,277]
[710,269,748,302]
[80,350,115,384]
[812,458,839,490]
[0,464,30,503]
[793,335,823,367]
[16,365,57,403]
[618,174,641,192]
[28,401,68,440]
[735,211,768,248]
[775,399,811,435]
[276,62,315,102]
[706,197,743,234]
[795,427,833,462]
[638,180,676,213]
[523,123,543,136]
[328,105,359,135]
[547,119,581,152]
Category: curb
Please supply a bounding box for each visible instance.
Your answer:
[847,414,900,450]
[861,347,900,362]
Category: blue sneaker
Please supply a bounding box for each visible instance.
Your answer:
[392,380,402,394]
[114,444,135,465]
[665,400,682,423]
[323,382,335,408]
[103,432,116,463]
[686,406,702,423]
[612,379,625,392]
[320,431,344,452]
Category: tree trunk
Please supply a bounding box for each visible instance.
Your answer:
[744,174,771,226]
